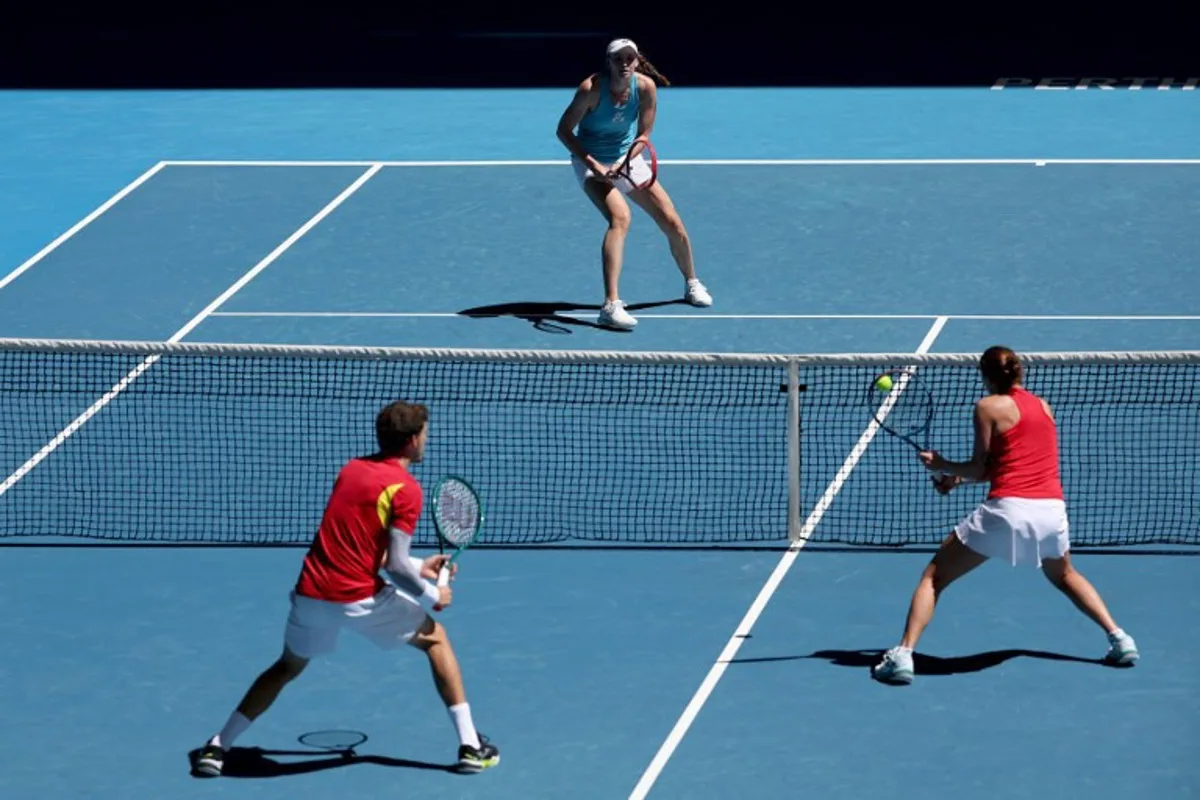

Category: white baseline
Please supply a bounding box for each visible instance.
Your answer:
[161,158,1200,168]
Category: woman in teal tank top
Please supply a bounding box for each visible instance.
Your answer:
[556,38,712,330]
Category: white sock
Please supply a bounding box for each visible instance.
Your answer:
[447,702,481,749]
[212,711,252,749]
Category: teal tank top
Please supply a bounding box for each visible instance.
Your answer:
[576,75,639,163]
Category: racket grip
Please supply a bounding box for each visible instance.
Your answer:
[432,564,450,612]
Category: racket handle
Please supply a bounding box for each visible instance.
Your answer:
[432,564,450,612]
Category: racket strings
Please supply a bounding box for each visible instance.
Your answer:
[870,370,934,441]
[435,482,480,545]
[876,391,933,437]
[618,140,655,187]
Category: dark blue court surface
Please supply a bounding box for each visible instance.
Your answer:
[1,87,1197,799]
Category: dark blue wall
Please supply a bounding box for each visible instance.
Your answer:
[3,5,1196,88]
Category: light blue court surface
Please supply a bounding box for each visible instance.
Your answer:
[1,88,1198,800]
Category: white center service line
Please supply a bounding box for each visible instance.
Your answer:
[625,315,949,800]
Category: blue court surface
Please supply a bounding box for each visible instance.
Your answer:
[1,88,1198,799]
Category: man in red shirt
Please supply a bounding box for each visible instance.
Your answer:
[871,346,1139,685]
[192,401,499,774]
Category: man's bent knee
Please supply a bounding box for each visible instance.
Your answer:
[275,647,310,680]
[406,615,445,652]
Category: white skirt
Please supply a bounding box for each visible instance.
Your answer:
[571,153,653,195]
[954,497,1070,567]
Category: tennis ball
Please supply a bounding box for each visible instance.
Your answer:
[874,374,894,392]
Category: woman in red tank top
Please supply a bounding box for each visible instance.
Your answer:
[870,346,1139,686]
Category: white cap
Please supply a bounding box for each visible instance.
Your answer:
[606,38,638,56]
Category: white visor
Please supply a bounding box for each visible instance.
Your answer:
[606,38,639,57]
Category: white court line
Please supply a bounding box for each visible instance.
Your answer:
[925,315,1200,321]
[207,311,1200,321]
[0,161,168,292]
[0,164,383,500]
[625,315,949,800]
[208,311,934,319]
[161,158,1200,168]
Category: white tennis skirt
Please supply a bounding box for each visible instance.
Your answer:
[954,497,1070,567]
[571,154,653,194]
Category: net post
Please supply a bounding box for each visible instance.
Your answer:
[787,358,801,541]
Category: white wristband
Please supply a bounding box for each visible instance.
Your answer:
[420,580,441,604]
[406,556,440,603]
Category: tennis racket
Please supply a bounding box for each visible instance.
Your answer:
[429,475,485,611]
[613,137,657,190]
[867,368,935,452]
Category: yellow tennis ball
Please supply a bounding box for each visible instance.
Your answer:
[874,374,893,392]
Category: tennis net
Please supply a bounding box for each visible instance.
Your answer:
[1,338,1197,548]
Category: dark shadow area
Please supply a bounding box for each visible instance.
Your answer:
[730,647,1124,676]
[188,729,457,779]
[458,298,687,333]
[187,746,456,778]
[2,12,1196,88]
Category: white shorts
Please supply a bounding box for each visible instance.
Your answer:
[571,154,653,194]
[283,587,429,659]
[954,497,1071,567]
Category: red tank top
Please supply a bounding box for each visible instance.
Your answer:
[986,386,1064,500]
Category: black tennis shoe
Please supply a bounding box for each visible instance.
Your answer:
[456,733,499,773]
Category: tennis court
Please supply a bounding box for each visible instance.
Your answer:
[1,87,1197,800]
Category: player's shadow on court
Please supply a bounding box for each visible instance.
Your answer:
[730,648,1115,677]
[187,732,457,779]
[458,299,687,334]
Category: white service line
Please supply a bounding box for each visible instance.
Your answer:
[0,164,383,499]
[625,315,949,800]
[208,311,937,320]
[0,161,168,292]
[207,311,1200,321]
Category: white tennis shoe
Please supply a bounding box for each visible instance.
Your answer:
[685,279,712,307]
[871,646,915,685]
[1103,629,1139,666]
[598,300,637,330]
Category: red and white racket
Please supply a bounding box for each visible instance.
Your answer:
[613,138,657,190]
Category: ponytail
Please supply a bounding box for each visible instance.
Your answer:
[979,345,1024,393]
[637,53,671,86]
